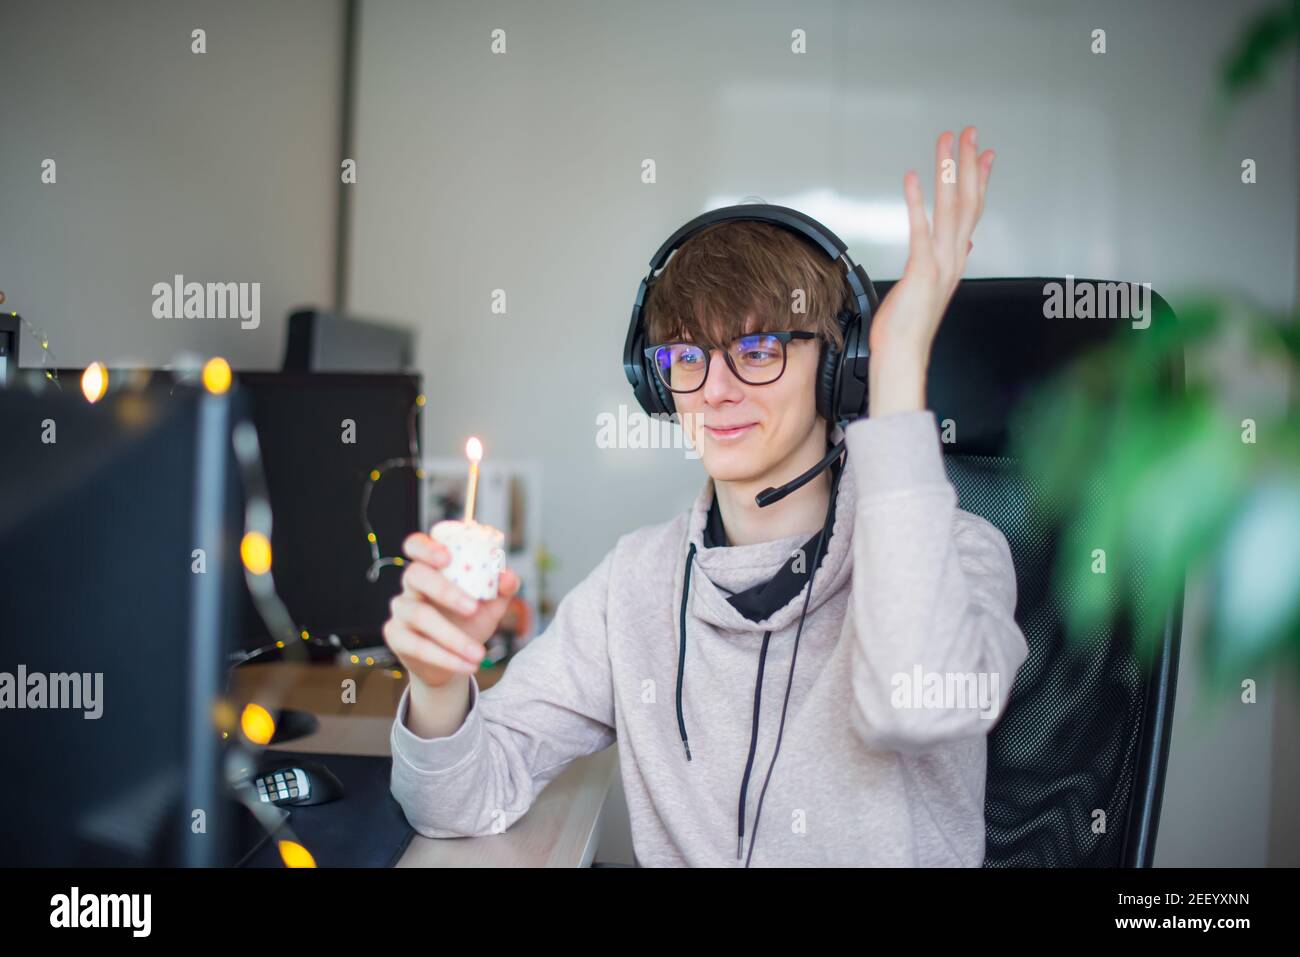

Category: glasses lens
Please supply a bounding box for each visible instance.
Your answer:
[729,334,786,383]
[654,343,708,392]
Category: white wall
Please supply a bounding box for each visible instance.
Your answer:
[349,0,1297,584]
[349,0,1297,867]
[0,0,343,370]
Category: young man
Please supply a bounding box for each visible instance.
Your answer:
[384,127,1028,866]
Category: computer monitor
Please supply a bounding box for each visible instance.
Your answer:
[281,308,415,373]
[234,372,422,651]
[0,382,244,865]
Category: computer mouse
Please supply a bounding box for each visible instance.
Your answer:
[250,758,344,807]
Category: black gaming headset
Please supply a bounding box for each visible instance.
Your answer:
[623,203,878,427]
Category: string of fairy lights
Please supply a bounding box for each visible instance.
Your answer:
[8,310,64,387]
[362,392,425,582]
[12,318,429,663]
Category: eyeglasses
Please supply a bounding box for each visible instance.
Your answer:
[645,331,816,394]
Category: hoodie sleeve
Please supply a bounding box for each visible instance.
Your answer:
[389,547,617,838]
[842,409,1028,755]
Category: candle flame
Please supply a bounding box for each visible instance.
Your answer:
[465,437,483,462]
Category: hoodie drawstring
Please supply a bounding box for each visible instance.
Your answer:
[675,542,697,761]
[674,540,778,858]
[737,629,772,859]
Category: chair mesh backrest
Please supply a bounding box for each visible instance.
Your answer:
[943,454,1147,867]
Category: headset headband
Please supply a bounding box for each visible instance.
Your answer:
[644,204,875,323]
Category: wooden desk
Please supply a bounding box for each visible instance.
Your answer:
[229,662,619,867]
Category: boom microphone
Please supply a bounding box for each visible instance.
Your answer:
[755,438,847,508]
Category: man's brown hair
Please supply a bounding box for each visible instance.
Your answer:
[642,220,850,354]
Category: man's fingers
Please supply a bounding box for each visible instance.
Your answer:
[499,567,521,600]
[955,126,980,253]
[403,532,448,566]
[390,595,486,664]
[976,149,995,218]
[400,559,478,615]
[384,621,480,675]
[903,170,932,267]
[477,568,522,620]
[400,534,449,600]
[932,130,958,258]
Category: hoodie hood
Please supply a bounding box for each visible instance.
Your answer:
[682,429,857,635]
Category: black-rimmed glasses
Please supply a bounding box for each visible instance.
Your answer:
[645,331,816,393]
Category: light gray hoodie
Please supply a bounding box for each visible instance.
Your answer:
[389,410,1029,866]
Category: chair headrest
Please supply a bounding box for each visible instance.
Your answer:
[869,278,1177,457]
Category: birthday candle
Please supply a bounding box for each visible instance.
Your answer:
[464,436,482,523]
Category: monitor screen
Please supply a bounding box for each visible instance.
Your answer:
[0,384,240,865]
[235,372,422,649]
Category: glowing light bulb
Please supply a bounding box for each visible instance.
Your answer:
[277,840,317,868]
[241,531,272,575]
[202,356,232,394]
[240,703,276,745]
[81,362,108,403]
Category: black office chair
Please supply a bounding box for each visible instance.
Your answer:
[879,277,1184,867]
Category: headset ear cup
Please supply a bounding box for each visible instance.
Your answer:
[839,312,869,420]
[630,322,673,417]
[817,329,842,423]
[644,352,675,417]
[817,341,839,424]
[651,368,675,417]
